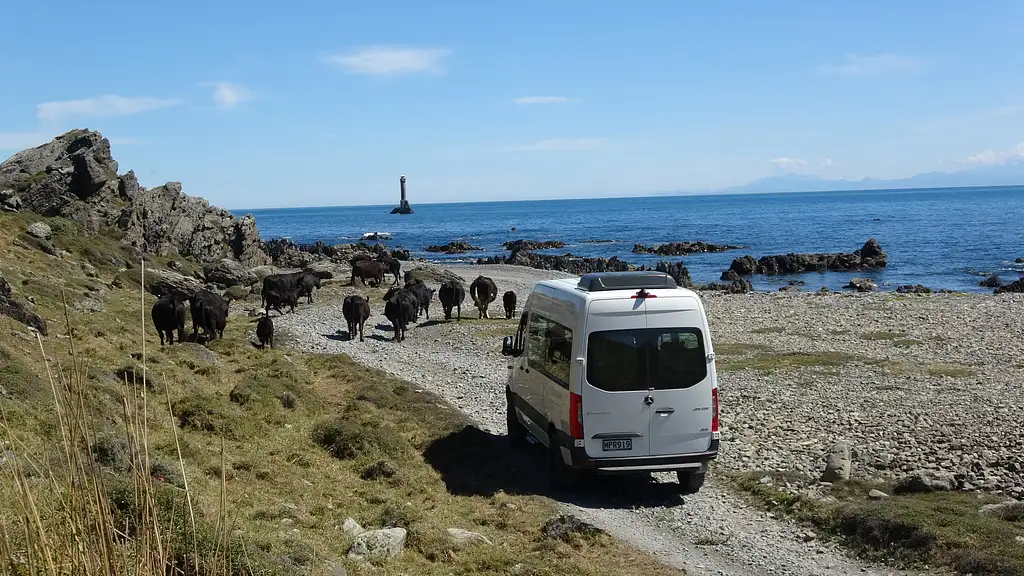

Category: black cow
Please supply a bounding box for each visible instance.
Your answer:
[342,295,371,341]
[384,288,418,342]
[256,315,274,349]
[502,291,517,320]
[376,255,401,286]
[151,296,186,345]
[389,280,434,321]
[265,288,300,316]
[349,254,373,267]
[438,280,466,321]
[469,276,498,319]
[190,290,228,342]
[298,272,321,304]
[351,260,387,287]
[261,271,304,307]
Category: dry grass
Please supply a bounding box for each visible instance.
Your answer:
[0,212,684,575]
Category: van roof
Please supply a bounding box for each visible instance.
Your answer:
[537,272,700,301]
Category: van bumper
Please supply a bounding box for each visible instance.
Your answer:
[557,431,719,472]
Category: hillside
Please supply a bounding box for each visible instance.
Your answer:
[0,132,681,575]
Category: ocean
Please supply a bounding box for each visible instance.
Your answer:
[235,186,1024,293]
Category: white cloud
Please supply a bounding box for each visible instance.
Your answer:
[820,158,833,167]
[322,46,451,76]
[769,157,808,171]
[35,95,180,123]
[967,143,1024,166]
[0,131,50,151]
[819,53,922,77]
[506,138,606,152]
[513,96,578,104]
[202,82,254,110]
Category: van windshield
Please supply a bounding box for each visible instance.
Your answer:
[586,328,707,391]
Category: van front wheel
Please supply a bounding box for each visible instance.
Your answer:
[676,470,706,495]
[506,393,528,448]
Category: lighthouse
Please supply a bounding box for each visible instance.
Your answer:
[390,174,414,214]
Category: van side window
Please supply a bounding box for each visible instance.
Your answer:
[514,312,528,353]
[526,313,573,388]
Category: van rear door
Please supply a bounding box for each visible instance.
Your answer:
[644,295,715,456]
[582,298,651,458]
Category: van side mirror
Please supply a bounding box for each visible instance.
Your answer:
[502,336,514,356]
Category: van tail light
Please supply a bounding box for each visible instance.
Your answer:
[711,386,720,434]
[569,392,584,439]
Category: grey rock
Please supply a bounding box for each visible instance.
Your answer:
[250,265,283,282]
[347,527,406,561]
[26,222,51,239]
[342,517,364,536]
[446,527,493,547]
[71,296,105,313]
[845,278,877,292]
[222,285,251,302]
[821,441,851,482]
[894,470,957,494]
[978,500,1024,520]
[204,258,257,287]
[0,276,47,335]
[867,489,889,500]
[305,260,336,280]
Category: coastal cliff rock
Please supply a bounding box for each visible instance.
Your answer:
[503,239,565,251]
[632,241,743,256]
[477,249,635,275]
[722,239,887,279]
[263,238,410,267]
[426,241,483,254]
[0,130,271,268]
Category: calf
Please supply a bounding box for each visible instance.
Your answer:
[256,315,274,349]
[503,290,517,320]
[298,272,321,304]
[469,276,498,319]
[342,295,371,341]
[151,296,186,345]
[438,280,466,321]
[384,288,418,342]
[351,260,387,287]
[265,288,300,316]
[376,255,401,286]
[190,290,228,342]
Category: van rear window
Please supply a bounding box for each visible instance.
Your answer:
[586,328,707,392]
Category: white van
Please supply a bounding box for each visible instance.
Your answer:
[502,271,720,493]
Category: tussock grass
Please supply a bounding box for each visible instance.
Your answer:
[727,471,1024,574]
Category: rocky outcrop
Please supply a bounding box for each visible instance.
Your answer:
[980,275,1002,288]
[723,239,887,279]
[263,238,410,268]
[204,258,257,287]
[995,278,1024,294]
[845,277,877,292]
[503,239,565,251]
[632,241,743,256]
[425,241,483,254]
[654,261,693,288]
[0,130,271,268]
[0,276,47,335]
[896,284,934,294]
[695,279,753,294]
[478,249,635,275]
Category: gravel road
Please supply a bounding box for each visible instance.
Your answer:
[271,263,923,576]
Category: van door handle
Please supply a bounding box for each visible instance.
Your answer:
[655,408,675,415]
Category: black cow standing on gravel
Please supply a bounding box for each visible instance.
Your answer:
[190,290,228,342]
[376,255,401,286]
[265,288,301,316]
[384,288,418,342]
[298,272,321,303]
[151,296,186,345]
[256,314,274,349]
[342,295,371,341]
[351,260,387,287]
[502,291,517,320]
[469,276,498,319]
[388,280,434,321]
[262,271,305,307]
[438,280,466,321]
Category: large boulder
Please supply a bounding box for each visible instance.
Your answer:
[0,276,48,335]
[994,278,1024,294]
[820,441,852,482]
[204,258,257,287]
[347,528,406,561]
[893,470,957,494]
[654,261,693,288]
[26,222,52,239]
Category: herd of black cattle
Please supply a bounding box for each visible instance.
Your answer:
[149,254,520,349]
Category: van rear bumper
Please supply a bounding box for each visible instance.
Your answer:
[556,430,719,472]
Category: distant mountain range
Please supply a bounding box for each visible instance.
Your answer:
[687,161,1024,195]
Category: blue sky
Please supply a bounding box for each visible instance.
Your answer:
[3,1,1024,209]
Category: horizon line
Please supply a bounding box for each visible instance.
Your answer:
[226,183,1024,213]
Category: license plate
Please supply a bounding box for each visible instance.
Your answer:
[602,438,632,451]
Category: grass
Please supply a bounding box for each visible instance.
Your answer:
[0,210,683,575]
[727,471,1024,574]
[715,343,862,373]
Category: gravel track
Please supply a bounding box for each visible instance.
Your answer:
[270,263,923,576]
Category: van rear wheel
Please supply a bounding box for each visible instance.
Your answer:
[676,470,706,495]
[506,392,528,448]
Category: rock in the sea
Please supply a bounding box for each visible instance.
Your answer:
[821,441,852,482]
[723,239,887,279]
[204,258,257,287]
[426,241,483,254]
[893,470,958,494]
[0,276,48,335]
[845,277,877,292]
[446,528,493,547]
[980,275,1002,288]
[347,527,406,561]
[655,261,693,288]
[503,239,565,251]
[479,248,635,276]
[994,278,1024,294]
[1016,257,1024,264]
[696,279,753,294]
[895,284,933,294]
[632,241,743,256]
[26,222,52,239]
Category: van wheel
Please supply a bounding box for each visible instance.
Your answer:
[676,470,706,495]
[548,436,580,490]
[506,393,528,448]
